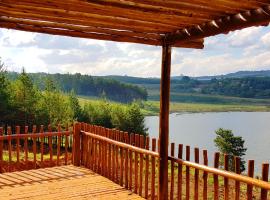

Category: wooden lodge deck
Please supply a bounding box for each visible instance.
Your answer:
[1,123,270,199]
[0,165,144,200]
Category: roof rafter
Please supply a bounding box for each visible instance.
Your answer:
[167,5,270,45]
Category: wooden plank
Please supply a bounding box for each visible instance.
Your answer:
[170,143,175,200]
[16,126,20,167]
[224,154,229,200]
[151,138,156,200]
[247,160,254,200]
[108,129,112,180]
[203,150,208,200]
[145,136,150,198]
[213,152,220,200]
[73,123,81,166]
[40,125,44,168]
[185,145,190,200]
[112,129,115,181]
[139,135,144,196]
[261,163,269,200]
[134,134,139,194]
[24,126,28,169]
[64,125,68,165]
[7,126,12,172]
[48,125,53,166]
[120,131,124,186]
[32,125,37,169]
[129,133,134,191]
[124,132,129,189]
[0,165,145,199]
[57,125,61,166]
[177,144,183,200]
[158,43,171,200]
[194,147,199,200]
[234,156,241,200]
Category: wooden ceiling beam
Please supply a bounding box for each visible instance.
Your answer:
[1,0,214,23]
[167,6,270,45]
[0,3,181,31]
[0,20,204,49]
[0,21,161,46]
[0,7,171,34]
[0,16,162,40]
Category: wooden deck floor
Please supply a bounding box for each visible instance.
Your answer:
[0,165,145,200]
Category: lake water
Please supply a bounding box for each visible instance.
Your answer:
[145,112,270,173]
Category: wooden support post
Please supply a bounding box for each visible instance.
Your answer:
[158,42,172,200]
[73,122,81,166]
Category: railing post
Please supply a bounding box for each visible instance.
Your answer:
[73,122,82,166]
[158,42,171,200]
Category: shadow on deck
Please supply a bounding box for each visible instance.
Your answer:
[0,165,145,200]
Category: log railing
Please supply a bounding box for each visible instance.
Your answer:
[75,122,160,199]
[75,122,270,200]
[0,125,73,172]
[167,143,270,200]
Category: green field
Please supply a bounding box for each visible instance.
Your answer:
[78,96,270,116]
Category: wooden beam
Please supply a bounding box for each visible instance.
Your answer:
[0,16,162,40]
[158,42,172,200]
[0,21,161,46]
[167,6,270,44]
[1,0,211,25]
[0,2,181,31]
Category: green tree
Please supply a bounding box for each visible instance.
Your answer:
[214,128,247,172]
[68,90,82,121]
[0,59,11,125]
[11,68,39,125]
[112,102,148,136]
[41,78,73,128]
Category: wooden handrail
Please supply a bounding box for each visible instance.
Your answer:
[0,131,71,140]
[168,156,270,190]
[81,131,159,158]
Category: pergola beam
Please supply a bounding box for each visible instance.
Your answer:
[167,5,270,44]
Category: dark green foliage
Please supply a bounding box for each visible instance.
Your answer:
[7,72,148,103]
[11,68,39,126]
[1,68,148,135]
[83,101,148,136]
[0,59,11,125]
[214,128,247,172]
[202,77,270,98]
[82,100,113,128]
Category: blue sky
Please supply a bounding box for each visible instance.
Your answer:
[0,25,270,77]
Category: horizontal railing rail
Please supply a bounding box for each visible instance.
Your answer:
[81,131,159,158]
[168,156,270,191]
[0,131,71,140]
[0,125,73,173]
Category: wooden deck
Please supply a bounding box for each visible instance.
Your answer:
[0,165,145,200]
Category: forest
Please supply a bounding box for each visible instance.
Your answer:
[0,62,147,136]
[110,75,270,100]
[7,72,148,103]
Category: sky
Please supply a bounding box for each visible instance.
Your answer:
[0,25,270,78]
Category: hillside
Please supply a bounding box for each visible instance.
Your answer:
[7,72,147,103]
[102,71,270,104]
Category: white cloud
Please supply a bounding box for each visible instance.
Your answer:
[227,27,262,47]
[0,25,270,77]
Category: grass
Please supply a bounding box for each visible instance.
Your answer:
[78,96,270,116]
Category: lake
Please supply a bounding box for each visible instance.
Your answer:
[145,112,270,174]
